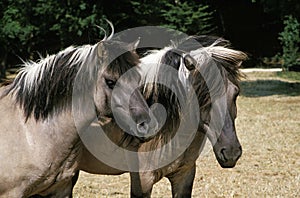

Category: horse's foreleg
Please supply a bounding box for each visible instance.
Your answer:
[130,172,154,198]
[70,170,80,197]
[167,164,196,198]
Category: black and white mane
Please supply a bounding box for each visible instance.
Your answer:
[3,37,140,121]
[139,47,190,144]
[4,45,99,120]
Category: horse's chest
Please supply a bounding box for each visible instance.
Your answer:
[160,157,184,177]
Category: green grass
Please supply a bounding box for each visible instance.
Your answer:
[241,79,300,97]
[241,71,300,97]
[277,71,300,81]
[243,71,300,82]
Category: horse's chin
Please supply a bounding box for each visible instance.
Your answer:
[217,159,237,168]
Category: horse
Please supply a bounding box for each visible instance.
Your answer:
[0,23,158,197]
[67,35,247,197]
[126,36,247,197]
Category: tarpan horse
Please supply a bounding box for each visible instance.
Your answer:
[0,23,157,197]
[125,36,247,197]
[68,36,247,197]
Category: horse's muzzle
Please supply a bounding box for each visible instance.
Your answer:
[215,145,242,168]
[136,120,150,136]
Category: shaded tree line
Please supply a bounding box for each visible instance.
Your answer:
[0,0,299,79]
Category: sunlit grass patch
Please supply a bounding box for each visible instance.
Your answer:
[277,71,300,81]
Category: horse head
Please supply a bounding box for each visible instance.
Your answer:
[93,37,158,141]
[159,38,246,168]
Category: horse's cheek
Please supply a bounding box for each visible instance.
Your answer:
[94,87,107,114]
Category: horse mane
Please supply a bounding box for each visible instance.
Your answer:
[2,36,140,121]
[140,46,183,114]
[139,47,189,147]
[139,47,172,98]
[3,44,99,120]
[189,38,247,89]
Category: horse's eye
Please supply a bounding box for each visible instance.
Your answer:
[173,58,180,68]
[105,78,116,89]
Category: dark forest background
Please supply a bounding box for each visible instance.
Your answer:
[1,0,299,79]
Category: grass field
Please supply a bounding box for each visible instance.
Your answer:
[72,71,300,197]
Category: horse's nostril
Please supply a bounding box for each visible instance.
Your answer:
[137,121,149,135]
[220,148,228,162]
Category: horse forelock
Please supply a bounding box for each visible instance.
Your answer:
[190,43,247,109]
[98,39,141,83]
[104,50,140,81]
[193,40,246,83]
[209,46,247,88]
[4,44,99,121]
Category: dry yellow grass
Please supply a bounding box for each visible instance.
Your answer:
[73,71,300,197]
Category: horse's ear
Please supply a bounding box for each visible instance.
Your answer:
[183,54,196,71]
[97,41,106,58]
[128,37,140,51]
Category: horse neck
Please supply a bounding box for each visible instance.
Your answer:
[0,90,80,150]
[188,130,207,158]
[42,110,80,142]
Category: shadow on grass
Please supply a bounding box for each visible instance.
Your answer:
[240,80,300,97]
